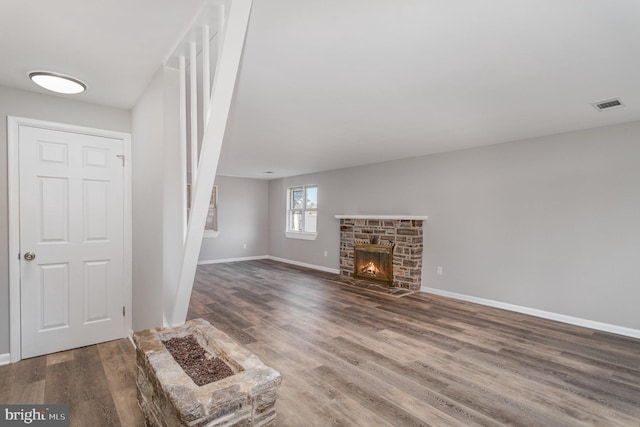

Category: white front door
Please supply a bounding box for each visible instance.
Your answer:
[19,125,125,359]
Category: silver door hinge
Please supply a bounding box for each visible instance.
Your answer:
[18,252,21,260]
[116,155,125,167]
[123,306,126,317]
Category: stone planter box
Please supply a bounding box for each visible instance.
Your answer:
[133,319,282,426]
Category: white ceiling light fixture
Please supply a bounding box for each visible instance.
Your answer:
[29,71,87,94]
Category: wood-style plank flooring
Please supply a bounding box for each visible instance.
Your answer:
[189,260,640,426]
[0,338,144,427]
[2,259,640,426]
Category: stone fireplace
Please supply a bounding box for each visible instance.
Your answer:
[336,215,426,290]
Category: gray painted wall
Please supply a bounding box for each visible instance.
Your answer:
[198,176,269,262]
[0,85,131,355]
[268,121,640,330]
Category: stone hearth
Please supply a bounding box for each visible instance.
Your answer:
[336,215,426,291]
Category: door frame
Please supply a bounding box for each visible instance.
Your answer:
[7,116,132,363]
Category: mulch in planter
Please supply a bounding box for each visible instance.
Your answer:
[163,335,235,386]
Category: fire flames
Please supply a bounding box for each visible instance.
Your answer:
[360,261,380,276]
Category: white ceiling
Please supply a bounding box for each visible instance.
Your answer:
[2,1,640,179]
[0,0,204,108]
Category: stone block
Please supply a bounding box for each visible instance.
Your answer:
[403,259,418,267]
[396,228,419,236]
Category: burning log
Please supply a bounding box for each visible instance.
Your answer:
[360,261,380,276]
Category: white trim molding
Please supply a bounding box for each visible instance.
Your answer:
[197,256,339,275]
[285,231,317,240]
[128,330,136,348]
[198,255,268,265]
[268,256,340,274]
[7,117,21,363]
[335,214,428,220]
[0,353,10,366]
[422,287,640,339]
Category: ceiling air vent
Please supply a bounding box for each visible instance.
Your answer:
[592,98,624,111]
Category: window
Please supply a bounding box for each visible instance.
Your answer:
[286,185,317,239]
[205,186,218,233]
[187,185,218,236]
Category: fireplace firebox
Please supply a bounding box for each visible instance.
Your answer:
[354,243,394,286]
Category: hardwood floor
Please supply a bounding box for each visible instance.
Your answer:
[3,259,640,426]
[0,339,144,427]
[189,260,640,426]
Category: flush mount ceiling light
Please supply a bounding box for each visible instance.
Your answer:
[29,71,87,94]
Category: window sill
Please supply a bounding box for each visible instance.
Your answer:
[203,230,220,238]
[285,231,317,241]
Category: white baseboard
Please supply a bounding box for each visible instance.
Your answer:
[421,287,640,339]
[197,254,339,274]
[198,255,268,265]
[0,353,10,366]
[267,256,340,274]
[127,329,136,348]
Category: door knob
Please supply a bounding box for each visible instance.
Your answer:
[24,252,36,261]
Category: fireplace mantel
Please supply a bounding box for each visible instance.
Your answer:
[335,215,428,220]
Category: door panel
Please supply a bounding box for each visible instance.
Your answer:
[39,263,70,330]
[83,180,110,241]
[39,140,69,165]
[83,260,110,323]
[20,125,125,358]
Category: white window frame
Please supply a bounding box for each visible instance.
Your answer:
[286,184,318,240]
[203,185,219,237]
[188,184,219,238]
